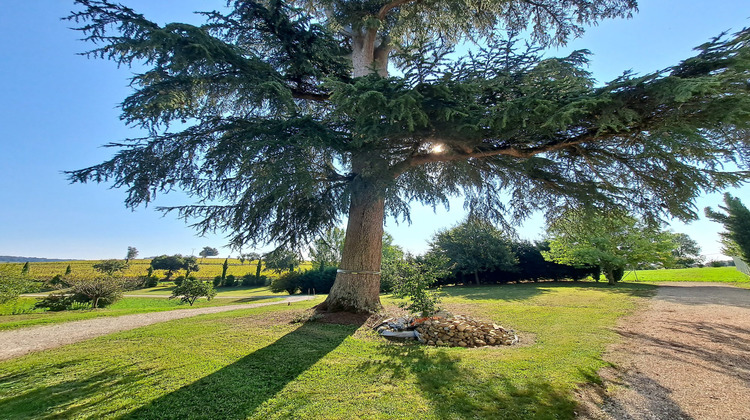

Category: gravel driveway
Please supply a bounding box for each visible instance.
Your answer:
[578,282,750,419]
[0,295,313,361]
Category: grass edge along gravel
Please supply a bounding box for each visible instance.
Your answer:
[0,296,283,331]
[0,282,655,419]
[629,266,748,284]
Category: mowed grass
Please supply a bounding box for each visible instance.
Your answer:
[630,266,749,284]
[0,296,282,331]
[133,284,288,298]
[0,282,655,419]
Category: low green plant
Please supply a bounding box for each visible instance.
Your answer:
[171,277,216,306]
[298,267,337,294]
[35,294,78,311]
[144,275,159,288]
[213,275,223,287]
[174,275,186,287]
[69,277,125,309]
[241,273,268,287]
[270,271,301,295]
[391,254,449,317]
[224,274,236,287]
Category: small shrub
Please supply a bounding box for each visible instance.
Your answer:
[391,255,448,317]
[213,275,223,287]
[35,294,78,311]
[122,277,145,291]
[174,276,186,287]
[144,275,159,288]
[49,274,66,288]
[298,267,338,294]
[270,271,301,295]
[68,277,124,308]
[241,273,255,286]
[171,277,216,306]
[69,301,92,311]
[224,274,236,287]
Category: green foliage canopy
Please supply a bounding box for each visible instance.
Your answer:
[543,210,674,283]
[429,218,517,284]
[665,232,703,268]
[171,277,217,305]
[64,0,750,251]
[150,255,187,279]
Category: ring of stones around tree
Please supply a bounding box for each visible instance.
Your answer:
[376,313,518,348]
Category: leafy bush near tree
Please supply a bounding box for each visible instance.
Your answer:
[174,276,185,287]
[170,277,216,306]
[269,268,338,295]
[298,267,338,294]
[270,271,302,295]
[241,273,268,287]
[390,254,449,316]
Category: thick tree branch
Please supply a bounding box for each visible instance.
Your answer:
[389,136,595,178]
[290,89,330,101]
[377,0,419,20]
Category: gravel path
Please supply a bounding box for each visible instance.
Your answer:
[578,282,750,419]
[21,293,284,299]
[0,295,313,361]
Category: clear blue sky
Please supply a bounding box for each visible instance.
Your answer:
[0,0,747,260]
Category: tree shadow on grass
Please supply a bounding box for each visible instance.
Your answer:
[0,361,152,419]
[441,281,657,302]
[122,320,362,419]
[362,343,578,419]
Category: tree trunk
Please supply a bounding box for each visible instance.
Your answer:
[317,31,391,313]
[474,270,480,286]
[319,172,385,313]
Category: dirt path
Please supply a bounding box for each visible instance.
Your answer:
[0,296,313,362]
[578,282,750,419]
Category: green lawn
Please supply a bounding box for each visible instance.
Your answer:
[628,266,749,284]
[0,296,281,331]
[0,282,655,419]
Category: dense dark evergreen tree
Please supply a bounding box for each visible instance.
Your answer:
[705,193,750,262]
[67,0,750,312]
[429,218,517,285]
